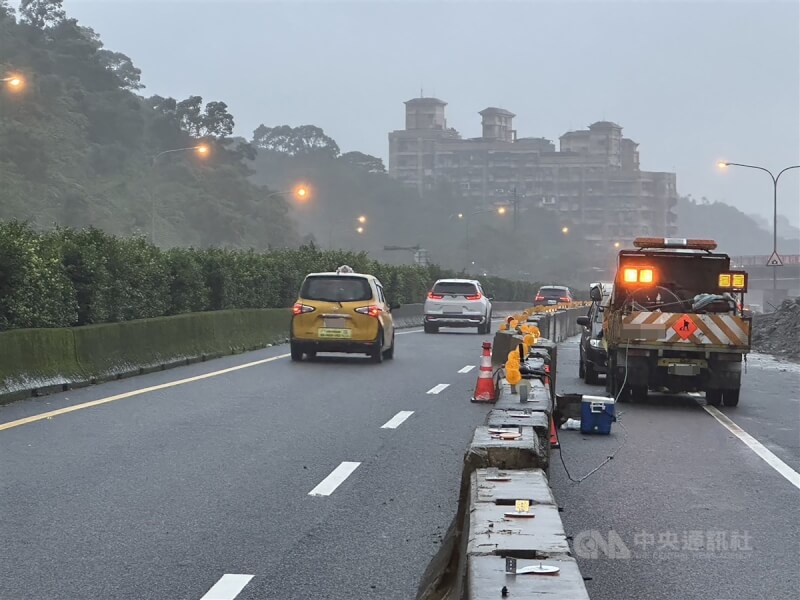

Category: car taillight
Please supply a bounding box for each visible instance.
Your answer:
[292,303,315,315]
[559,297,570,302]
[466,293,482,301]
[428,292,444,300]
[535,295,544,301]
[355,305,382,318]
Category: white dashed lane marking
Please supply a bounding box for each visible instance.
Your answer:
[199,574,254,600]
[308,462,361,496]
[458,365,476,373]
[426,384,450,395]
[381,411,414,429]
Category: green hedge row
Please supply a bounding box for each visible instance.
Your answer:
[0,221,540,330]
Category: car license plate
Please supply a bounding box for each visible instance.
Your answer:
[444,308,463,314]
[324,317,347,329]
[547,300,557,305]
[318,328,351,338]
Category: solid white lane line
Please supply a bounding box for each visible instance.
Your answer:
[381,410,414,429]
[199,574,254,600]
[308,462,361,496]
[704,405,800,491]
[396,329,423,335]
[427,383,450,395]
[458,365,476,374]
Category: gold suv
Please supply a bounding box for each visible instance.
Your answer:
[290,266,396,363]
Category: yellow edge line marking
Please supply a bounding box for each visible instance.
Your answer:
[0,353,291,432]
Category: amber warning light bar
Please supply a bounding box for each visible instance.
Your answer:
[633,237,718,251]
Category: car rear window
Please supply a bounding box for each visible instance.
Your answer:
[433,281,479,296]
[301,276,372,302]
[539,287,569,298]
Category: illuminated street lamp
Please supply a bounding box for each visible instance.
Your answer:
[450,207,507,271]
[2,74,24,90]
[718,160,800,291]
[329,215,368,247]
[150,144,210,244]
[613,241,621,249]
[561,226,570,235]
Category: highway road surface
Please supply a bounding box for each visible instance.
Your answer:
[552,337,800,600]
[1,330,799,599]
[0,328,495,600]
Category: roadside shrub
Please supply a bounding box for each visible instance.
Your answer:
[0,222,540,330]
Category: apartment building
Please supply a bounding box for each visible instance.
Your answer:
[388,98,678,245]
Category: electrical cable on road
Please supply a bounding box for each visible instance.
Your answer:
[556,341,630,484]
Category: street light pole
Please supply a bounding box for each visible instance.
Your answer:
[150,144,209,245]
[719,161,800,291]
[453,206,508,272]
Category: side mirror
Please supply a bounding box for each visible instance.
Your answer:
[488,295,495,301]
[576,316,590,327]
[589,287,602,302]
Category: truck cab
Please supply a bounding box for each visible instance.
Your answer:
[604,238,751,406]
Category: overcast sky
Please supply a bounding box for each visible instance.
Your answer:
[59,0,800,226]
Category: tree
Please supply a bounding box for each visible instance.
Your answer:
[175,96,234,138]
[20,0,64,29]
[176,95,203,136]
[0,1,15,20]
[251,124,340,158]
[202,101,234,138]
[97,49,143,90]
[340,151,386,174]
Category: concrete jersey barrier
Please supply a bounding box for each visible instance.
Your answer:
[416,336,590,600]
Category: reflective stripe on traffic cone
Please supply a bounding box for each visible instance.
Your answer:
[471,341,496,403]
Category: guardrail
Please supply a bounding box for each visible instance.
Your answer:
[417,307,591,599]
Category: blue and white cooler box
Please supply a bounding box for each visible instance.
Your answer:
[580,395,616,435]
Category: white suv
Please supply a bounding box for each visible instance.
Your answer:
[423,279,493,334]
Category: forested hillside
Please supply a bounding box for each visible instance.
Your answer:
[0,0,297,249]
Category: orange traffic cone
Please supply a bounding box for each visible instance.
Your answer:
[471,341,496,403]
[549,414,560,449]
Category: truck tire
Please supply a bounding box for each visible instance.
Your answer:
[706,389,722,407]
[723,389,740,407]
[630,385,648,402]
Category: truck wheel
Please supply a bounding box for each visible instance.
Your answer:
[630,385,648,402]
[706,390,722,407]
[722,389,740,407]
